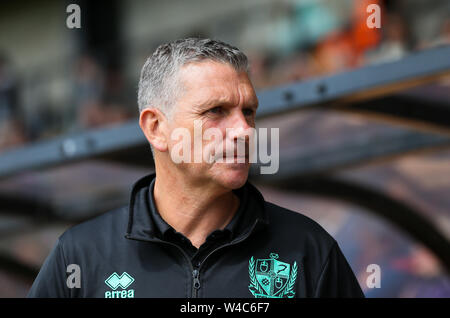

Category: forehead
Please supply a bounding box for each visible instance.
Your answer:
[176,60,257,107]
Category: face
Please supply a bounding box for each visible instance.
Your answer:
[164,60,258,190]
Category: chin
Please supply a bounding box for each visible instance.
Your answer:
[214,164,250,189]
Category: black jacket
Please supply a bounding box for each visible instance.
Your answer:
[27,173,364,298]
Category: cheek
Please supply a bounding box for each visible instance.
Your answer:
[201,122,226,145]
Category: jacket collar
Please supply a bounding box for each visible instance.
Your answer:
[125,172,269,242]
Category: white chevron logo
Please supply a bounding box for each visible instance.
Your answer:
[104,272,134,290]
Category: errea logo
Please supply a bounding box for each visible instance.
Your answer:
[104,272,135,298]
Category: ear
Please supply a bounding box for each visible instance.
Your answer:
[139,108,169,152]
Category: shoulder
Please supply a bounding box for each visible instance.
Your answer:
[263,201,336,252]
[58,206,129,249]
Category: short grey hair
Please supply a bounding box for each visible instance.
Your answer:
[137,37,249,116]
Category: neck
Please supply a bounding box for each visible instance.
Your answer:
[152,165,240,248]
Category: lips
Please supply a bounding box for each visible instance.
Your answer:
[224,154,249,163]
[223,153,248,159]
[211,145,250,162]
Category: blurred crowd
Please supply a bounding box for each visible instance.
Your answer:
[0,51,135,152]
[248,0,450,88]
[1,0,449,153]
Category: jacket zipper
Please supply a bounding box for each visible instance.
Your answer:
[125,219,259,298]
[191,219,260,296]
[124,235,198,297]
[197,220,259,269]
[192,268,201,297]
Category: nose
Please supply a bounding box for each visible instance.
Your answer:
[223,110,255,161]
[227,109,252,142]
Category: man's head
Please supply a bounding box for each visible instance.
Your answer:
[138,38,258,191]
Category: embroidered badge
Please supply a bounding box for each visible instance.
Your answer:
[248,253,297,298]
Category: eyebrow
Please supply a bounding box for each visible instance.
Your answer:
[200,98,259,110]
[249,100,259,109]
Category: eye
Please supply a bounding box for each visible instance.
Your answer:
[242,108,255,116]
[207,106,224,115]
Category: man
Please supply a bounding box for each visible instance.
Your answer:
[28,38,364,298]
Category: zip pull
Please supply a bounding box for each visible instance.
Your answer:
[192,269,201,290]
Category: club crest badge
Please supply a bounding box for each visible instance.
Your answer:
[248,253,297,298]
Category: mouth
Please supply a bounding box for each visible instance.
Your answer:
[212,146,250,163]
[221,154,249,163]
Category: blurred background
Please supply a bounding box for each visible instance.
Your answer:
[0,0,449,297]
